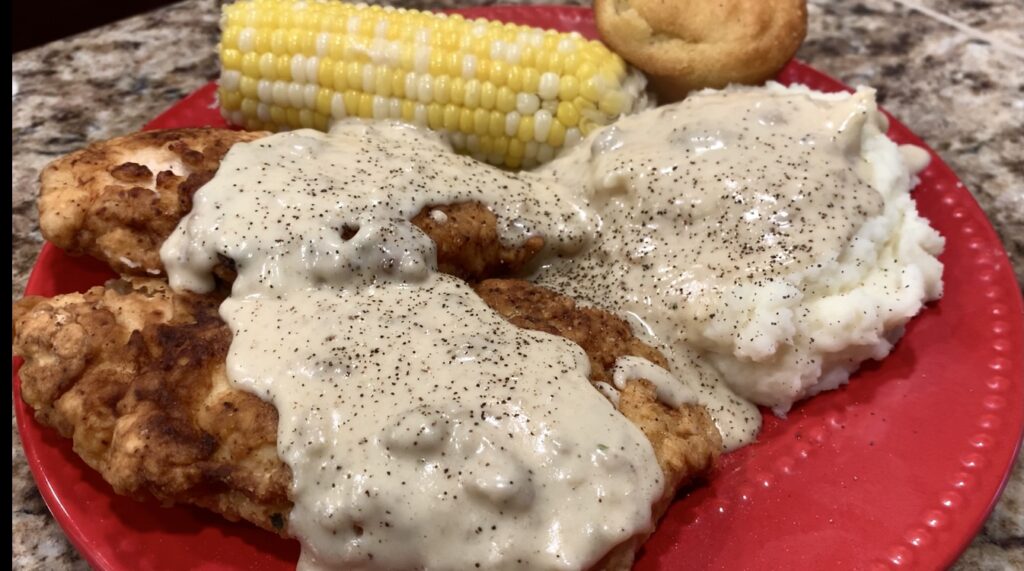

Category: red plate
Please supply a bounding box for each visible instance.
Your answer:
[13,6,1023,571]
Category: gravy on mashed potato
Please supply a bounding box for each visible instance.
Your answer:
[161,83,943,569]
[537,83,944,446]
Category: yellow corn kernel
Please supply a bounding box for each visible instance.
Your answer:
[317,58,334,88]
[344,90,360,115]
[222,26,241,50]
[449,76,465,105]
[375,68,392,97]
[459,108,474,133]
[556,101,579,127]
[443,104,459,131]
[332,61,348,91]
[345,61,362,90]
[239,77,259,99]
[220,89,243,110]
[401,100,415,122]
[599,91,628,116]
[517,115,534,142]
[427,103,443,130]
[558,75,579,101]
[496,86,515,113]
[522,67,539,93]
[489,60,507,87]
[276,54,292,81]
[479,82,496,110]
[270,104,287,125]
[286,107,301,128]
[506,65,523,91]
[434,75,449,104]
[316,88,333,116]
[488,110,504,138]
[492,136,509,158]
[473,108,489,136]
[221,48,242,70]
[358,93,373,117]
[547,120,566,147]
[314,112,330,131]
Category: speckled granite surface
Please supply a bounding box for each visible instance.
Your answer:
[11,0,1023,569]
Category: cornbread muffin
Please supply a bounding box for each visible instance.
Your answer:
[594,0,807,100]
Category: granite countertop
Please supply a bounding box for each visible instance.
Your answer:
[11,0,1023,568]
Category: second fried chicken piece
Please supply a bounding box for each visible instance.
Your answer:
[14,278,720,565]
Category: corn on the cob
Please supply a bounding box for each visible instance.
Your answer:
[218,0,646,168]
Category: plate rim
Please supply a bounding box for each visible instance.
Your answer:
[13,5,1024,570]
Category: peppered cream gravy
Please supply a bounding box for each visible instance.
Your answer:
[535,85,904,447]
[161,122,669,570]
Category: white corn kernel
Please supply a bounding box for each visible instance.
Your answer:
[461,54,477,79]
[316,33,331,56]
[303,84,318,109]
[220,70,242,91]
[504,111,520,137]
[417,75,433,104]
[362,64,376,92]
[565,126,582,148]
[414,45,430,73]
[239,28,256,52]
[288,83,305,108]
[372,95,389,119]
[466,134,481,153]
[413,103,428,126]
[304,57,319,85]
[516,92,539,115]
[256,79,272,102]
[537,143,555,163]
[331,92,347,118]
[290,54,306,83]
[533,109,552,142]
[273,81,289,106]
[538,72,559,100]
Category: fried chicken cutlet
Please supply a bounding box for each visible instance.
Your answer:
[37,128,544,282]
[37,129,268,276]
[13,278,721,568]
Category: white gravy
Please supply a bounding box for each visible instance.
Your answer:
[161,123,665,570]
[536,85,895,448]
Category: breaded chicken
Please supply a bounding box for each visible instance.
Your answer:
[13,278,720,567]
[13,280,292,532]
[38,128,544,281]
[475,279,721,490]
[38,129,268,276]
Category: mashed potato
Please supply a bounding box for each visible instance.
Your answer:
[702,86,945,412]
[536,83,944,445]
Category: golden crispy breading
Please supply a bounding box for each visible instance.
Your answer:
[412,202,546,280]
[594,0,807,100]
[14,278,719,567]
[37,129,268,276]
[13,280,292,533]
